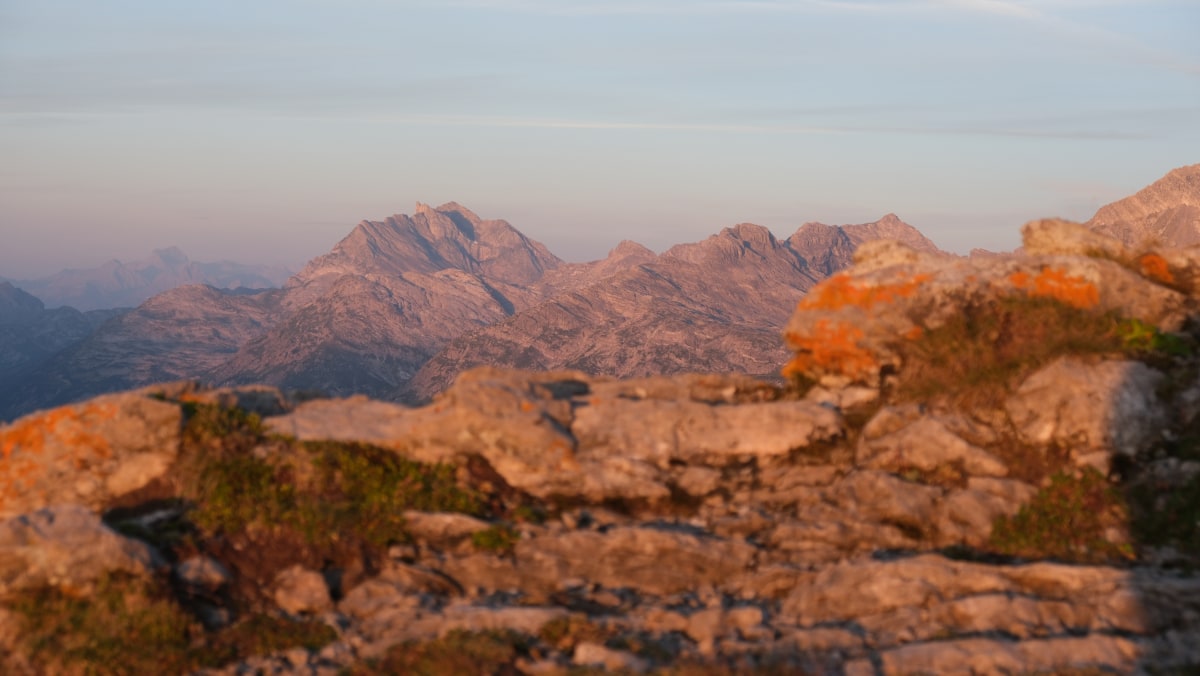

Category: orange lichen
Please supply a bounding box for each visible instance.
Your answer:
[1,402,118,464]
[903,325,925,341]
[1008,267,1099,309]
[783,319,879,381]
[798,273,932,311]
[1136,253,1175,286]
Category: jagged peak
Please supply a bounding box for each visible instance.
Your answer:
[435,202,484,226]
[727,222,777,246]
[608,240,655,258]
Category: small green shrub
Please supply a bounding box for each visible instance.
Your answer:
[989,469,1133,563]
[299,440,484,548]
[191,453,298,534]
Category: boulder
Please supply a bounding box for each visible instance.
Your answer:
[0,393,182,518]
[0,505,161,598]
[1006,357,1167,460]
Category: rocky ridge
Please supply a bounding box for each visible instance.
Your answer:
[1,219,1199,674]
[404,215,939,402]
[1,207,941,421]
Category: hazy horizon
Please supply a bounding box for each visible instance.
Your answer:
[3,0,1198,279]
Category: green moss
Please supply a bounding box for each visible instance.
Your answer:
[182,402,265,449]
[191,453,299,534]
[6,573,339,674]
[202,613,338,667]
[182,434,484,553]
[10,574,196,676]
[471,523,520,554]
[343,629,531,676]
[298,440,484,548]
[989,469,1133,564]
[896,297,1133,410]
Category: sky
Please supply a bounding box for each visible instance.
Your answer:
[1,0,1198,279]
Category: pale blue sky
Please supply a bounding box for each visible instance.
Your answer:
[2,0,1197,278]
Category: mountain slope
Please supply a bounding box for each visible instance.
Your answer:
[403,222,841,401]
[1087,164,1200,247]
[0,285,282,420]
[0,282,113,391]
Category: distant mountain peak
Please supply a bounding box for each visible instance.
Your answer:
[290,202,562,298]
[609,240,655,258]
[1087,163,1200,248]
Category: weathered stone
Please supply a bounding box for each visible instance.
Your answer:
[402,511,492,546]
[517,526,757,596]
[274,565,333,615]
[573,397,844,467]
[1006,357,1167,458]
[675,467,722,497]
[0,393,182,518]
[1022,217,1132,259]
[0,505,160,598]
[686,607,725,654]
[573,642,650,672]
[176,555,233,590]
[857,414,1008,477]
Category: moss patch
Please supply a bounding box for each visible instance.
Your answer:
[6,573,336,675]
[894,297,1136,411]
[989,469,1133,564]
[343,629,532,676]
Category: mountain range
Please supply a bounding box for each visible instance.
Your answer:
[7,246,291,311]
[1,163,1196,421]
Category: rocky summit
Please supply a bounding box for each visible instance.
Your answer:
[1,218,1200,675]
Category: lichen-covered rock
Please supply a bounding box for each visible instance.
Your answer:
[782,220,1193,385]
[0,393,182,518]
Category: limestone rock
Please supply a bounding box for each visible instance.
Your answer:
[1023,217,1132,259]
[1006,357,1167,459]
[572,397,844,467]
[574,642,650,672]
[517,526,757,597]
[274,565,333,615]
[0,505,160,598]
[176,555,233,590]
[857,412,1008,478]
[0,393,182,518]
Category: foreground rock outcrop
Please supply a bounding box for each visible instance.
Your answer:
[1,219,1199,674]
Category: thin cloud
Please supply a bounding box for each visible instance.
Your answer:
[241,111,1149,141]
